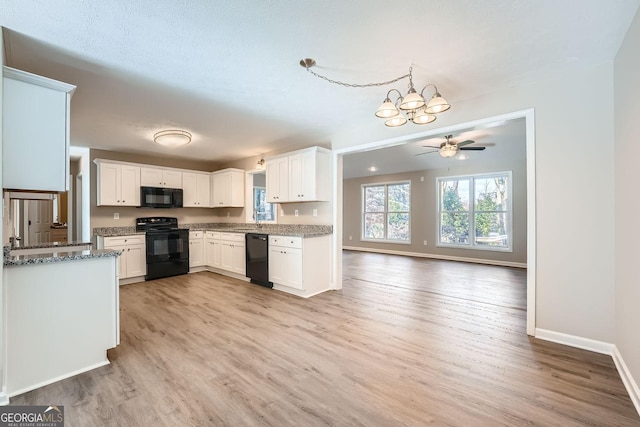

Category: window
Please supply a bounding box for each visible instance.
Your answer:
[437,172,512,251]
[253,187,275,221]
[362,182,410,242]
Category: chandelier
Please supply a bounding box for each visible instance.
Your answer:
[300,58,450,127]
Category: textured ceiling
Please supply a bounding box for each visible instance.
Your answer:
[0,1,638,164]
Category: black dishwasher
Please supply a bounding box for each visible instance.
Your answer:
[245,233,272,288]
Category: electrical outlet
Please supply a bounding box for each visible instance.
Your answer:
[113,213,119,220]
[280,207,284,217]
[349,235,353,240]
[227,212,230,218]
[294,209,299,217]
[423,240,428,246]
[420,176,424,182]
[312,208,318,217]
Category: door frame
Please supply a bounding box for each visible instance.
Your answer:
[331,108,537,335]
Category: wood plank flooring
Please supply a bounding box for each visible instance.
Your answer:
[11,251,640,426]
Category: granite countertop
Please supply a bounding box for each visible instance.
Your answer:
[11,241,93,250]
[4,248,121,267]
[93,223,333,238]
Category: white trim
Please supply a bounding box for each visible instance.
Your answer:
[245,169,277,224]
[613,346,640,416]
[7,359,110,398]
[534,328,614,355]
[524,111,536,336]
[3,66,76,95]
[361,181,411,243]
[343,246,526,268]
[0,392,9,406]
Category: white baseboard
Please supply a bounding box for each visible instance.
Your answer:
[342,246,527,269]
[613,346,640,416]
[535,328,640,417]
[534,328,615,354]
[7,359,110,398]
[0,391,9,406]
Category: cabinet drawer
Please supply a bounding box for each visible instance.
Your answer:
[269,235,302,249]
[220,232,245,242]
[104,234,145,247]
[189,231,203,239]
[205,231,220,240]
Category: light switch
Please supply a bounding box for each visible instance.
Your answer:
[294,209,299,217]
[113,213,119,220]
[313,208,318,217]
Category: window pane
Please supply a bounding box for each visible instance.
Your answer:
[440,179,469,211]
[364,213,384,239]
[475,176,508,211]
[387,213,409,240]
[440,212,470,244]
[254,188,275,221]
[474,212,509,247]
[388,183,410,212]
[364,186,385,212]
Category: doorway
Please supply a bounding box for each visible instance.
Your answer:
[332,109,536,334]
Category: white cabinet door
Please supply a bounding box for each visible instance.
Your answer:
[289,150,319,201]
[231,242,246,276]
[269,246,287,284]
[288,153,303,201]
[2,68,74,192]
[266,157,289,203]
[125,244,146,278]
[140,167,164,187]
[212,172,230,207]
[120,165,141,206]
[205,239,216,266]
[97,162,120,206]
[220,242,233,271]
[182,172,198,207]
[189,238,204,267]
[283,248,303,289]
[163,170,182,188]
[107,245,127,279]
[196,173,211,207]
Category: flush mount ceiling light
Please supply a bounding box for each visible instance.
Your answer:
[300,58,450,128]
[154,130,192,147]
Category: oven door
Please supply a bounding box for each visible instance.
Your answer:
[145,229,189,264]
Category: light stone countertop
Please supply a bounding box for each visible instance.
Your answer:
[4,248,121,267]
[93,223,333,238]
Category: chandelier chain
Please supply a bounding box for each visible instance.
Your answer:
[304,67,410,88]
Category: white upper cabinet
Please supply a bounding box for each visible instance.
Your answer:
[2,67,76,192]
[182,171,211,207]
[265,156,289,203]
[95,160,141,206]
[140,167,182,188]
[265,147,331,203]
[211,169,244,207]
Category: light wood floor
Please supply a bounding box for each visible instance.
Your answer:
[12,251,639,426]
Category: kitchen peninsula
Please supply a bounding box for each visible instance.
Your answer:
[3,243,121,397]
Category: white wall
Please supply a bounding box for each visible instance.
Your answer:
[333,62,616,343]
[614,7,640,400]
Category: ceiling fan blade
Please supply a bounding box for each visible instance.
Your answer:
[415,150,439,156]
[460,146,486,151]
[421,145,442,149]
[456,140,475,147]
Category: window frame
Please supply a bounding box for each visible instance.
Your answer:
[436,171,513,252]
[361,180,411,244]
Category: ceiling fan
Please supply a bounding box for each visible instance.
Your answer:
[416,135,487,158]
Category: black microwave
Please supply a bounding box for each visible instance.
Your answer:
[140,186,183,208]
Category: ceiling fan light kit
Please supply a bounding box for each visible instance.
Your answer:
[300,58,450,127]
[418,134,487,158]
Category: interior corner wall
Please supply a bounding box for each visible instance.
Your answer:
[614,7,640,398]
[333,61,616,344]
[343,156,526,265]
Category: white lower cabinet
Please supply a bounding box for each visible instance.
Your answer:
[269,236,303,289]
[189,231,204,268]
[219,232,246,276]
[98,235,146,281]
[268,234,331,297]
[205,231,222,269]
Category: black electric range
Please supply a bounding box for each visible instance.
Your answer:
[136,217,189,280]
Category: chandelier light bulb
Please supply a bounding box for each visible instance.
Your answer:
[384,113,407,127]
[375,100,400,118]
